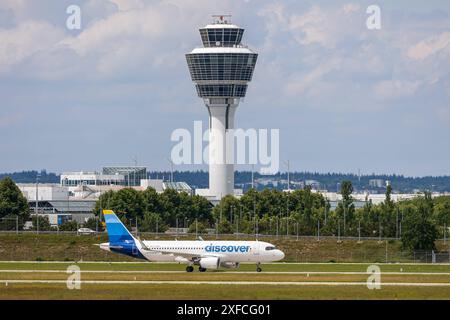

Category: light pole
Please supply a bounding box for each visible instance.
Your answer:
[167,158,174,183]
[317,219,320,241]
[337,219,341,242]
[215,219,218,239]
[379,218,382,243]
[444,223,447,244]
[236,213,239,238]
[358,220,361,243]
[343,201,346,237]
[251,164,255,189]
[282,160,290,191]
[277,217,279,239]
[35,172,40,234]
[286,196,289,236]
[230,205,234,225]
[135,217,138,237]
[195,218,198,238]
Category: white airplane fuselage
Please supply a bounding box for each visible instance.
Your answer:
[100,240,285,264]
[99,210,285,271]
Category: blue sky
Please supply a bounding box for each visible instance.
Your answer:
[0,0,449,176]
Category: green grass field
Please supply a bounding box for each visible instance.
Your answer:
[0,262,449,299]
[1,234,450,299]
[1,233,449,263]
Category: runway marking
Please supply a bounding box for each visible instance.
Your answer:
[1,270,450,275]
[1,280,450,287]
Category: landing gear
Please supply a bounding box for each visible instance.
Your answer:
[256,263,262,272]
[186,266,194,273]
[199,267,207,272]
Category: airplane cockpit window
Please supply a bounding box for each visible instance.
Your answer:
[265,246,276,251]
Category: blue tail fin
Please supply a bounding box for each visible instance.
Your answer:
[103,210,135,245]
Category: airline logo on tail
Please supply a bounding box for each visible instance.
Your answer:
[103,209,135,244]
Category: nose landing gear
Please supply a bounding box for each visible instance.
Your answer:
[256,263,262,272]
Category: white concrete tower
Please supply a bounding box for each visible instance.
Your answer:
[186,15,258,200]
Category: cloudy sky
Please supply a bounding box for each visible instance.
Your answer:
[0,0,449,176]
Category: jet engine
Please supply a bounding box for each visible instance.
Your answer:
[199,257,220,269]
[220,262,240,269]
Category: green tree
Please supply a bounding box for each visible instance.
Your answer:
[83,217,103,231]
[217,220,232,234]
[59,220,78,231]
[109,188,145,222]
[93,190,115,216]
[433,196,450,239]
[139,212,168,233]
[336,181,355,234]
[380,184,397,237]
[188,220,207,234]
[31,215,53,231]
[142,187,161,213]
[212,195,240,223]
[401,199,438,251]
[0,177,29,221]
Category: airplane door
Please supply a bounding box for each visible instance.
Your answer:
[252,244,260,256]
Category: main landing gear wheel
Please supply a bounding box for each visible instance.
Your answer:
[186,266,194,272]
[199,267,207,272]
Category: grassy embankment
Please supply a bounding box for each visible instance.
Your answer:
[0,233,449,263]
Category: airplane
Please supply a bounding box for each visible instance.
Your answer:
[99,209,285,272]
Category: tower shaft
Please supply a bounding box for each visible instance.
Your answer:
[206,99,238,198]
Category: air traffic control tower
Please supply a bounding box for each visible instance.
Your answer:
[186,15,258,200]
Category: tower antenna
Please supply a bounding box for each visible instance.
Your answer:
[211,14,232,24]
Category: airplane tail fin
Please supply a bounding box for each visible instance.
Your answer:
[102,210,136,245]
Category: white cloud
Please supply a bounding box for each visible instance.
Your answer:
[342,3,360,14]
[373,80,420,99]
[0,20,65,73]
[407,32,450,60]
[284,57,342,95]
[109,0,145,11]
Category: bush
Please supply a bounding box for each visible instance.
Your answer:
[188,221,207,234]
[31,216,53,231]
[59,220,78,231]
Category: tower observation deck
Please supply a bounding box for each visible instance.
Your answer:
[186,15,258,199]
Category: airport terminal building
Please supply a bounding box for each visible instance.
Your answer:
[17,166,193,226]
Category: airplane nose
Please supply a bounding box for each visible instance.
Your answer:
[277,250,285,260]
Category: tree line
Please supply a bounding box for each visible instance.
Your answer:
[0,176,449,251]
[3,169,450,192]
